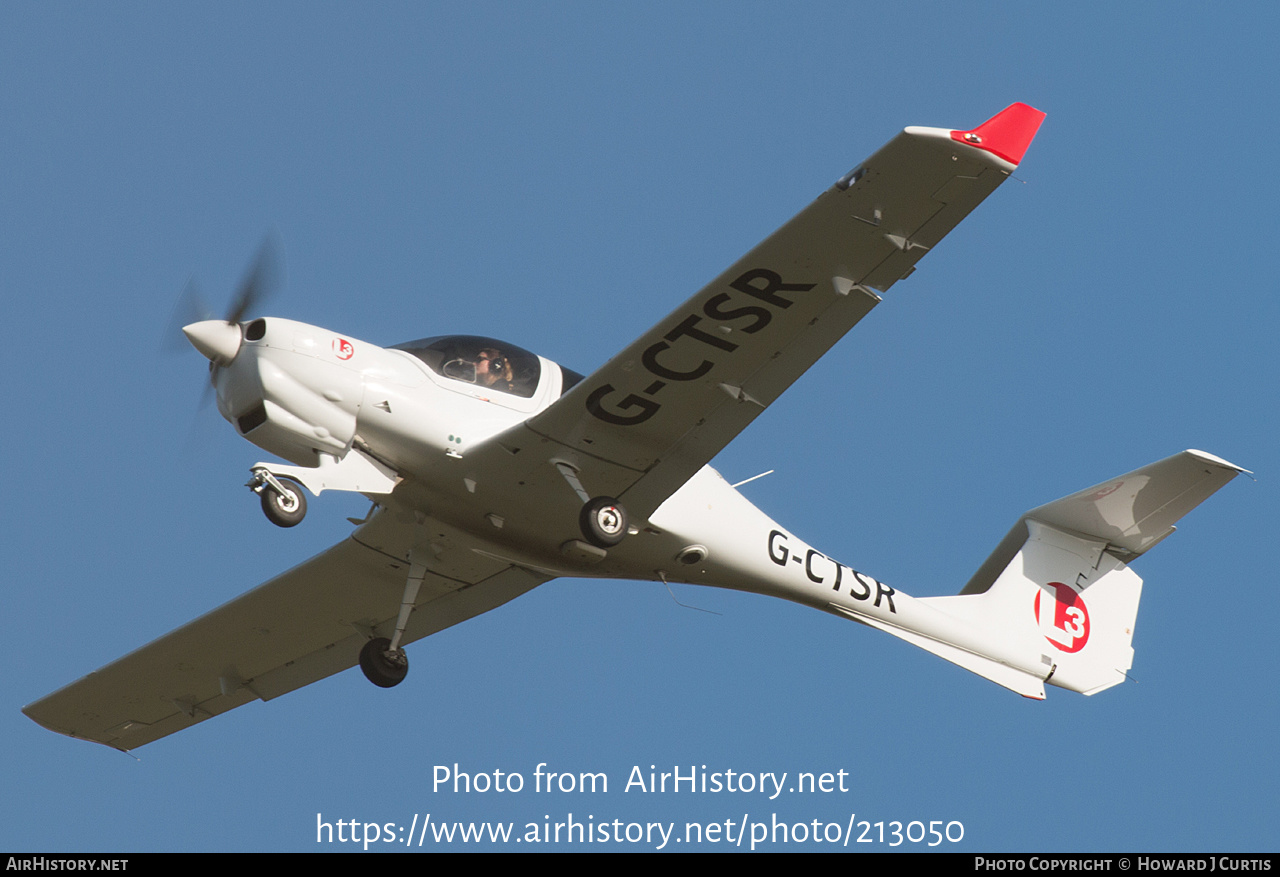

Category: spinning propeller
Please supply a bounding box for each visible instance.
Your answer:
[170,235,284,402]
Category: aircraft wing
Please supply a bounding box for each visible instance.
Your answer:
[23,504,549,750]
[495,104,1045,520]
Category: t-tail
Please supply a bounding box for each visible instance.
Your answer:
[860,450,1245,698]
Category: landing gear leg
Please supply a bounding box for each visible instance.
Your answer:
[359,558,426,689]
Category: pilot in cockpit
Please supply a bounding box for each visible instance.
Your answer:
[473,347,514,390]
[437,340,528,395]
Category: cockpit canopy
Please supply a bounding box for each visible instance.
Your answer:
[392,335,582,399]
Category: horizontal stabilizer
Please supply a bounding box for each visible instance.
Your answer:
[962,450,1245,597]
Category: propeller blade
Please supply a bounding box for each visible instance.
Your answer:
[225,233,284,325]
[198,364,217,410]
[168,233,285,417]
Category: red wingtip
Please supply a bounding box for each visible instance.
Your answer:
[950,102,1046,166]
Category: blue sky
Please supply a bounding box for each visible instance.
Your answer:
[3,3,1276,852]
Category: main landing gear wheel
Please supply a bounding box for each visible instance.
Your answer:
[579,496,628,548]
[359,637,408,688]
[261,477,307,528]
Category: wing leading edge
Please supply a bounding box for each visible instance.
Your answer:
[491,104,1045,521]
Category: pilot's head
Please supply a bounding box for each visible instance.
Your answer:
[475,348,512,386]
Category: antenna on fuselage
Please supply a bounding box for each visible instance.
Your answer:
[657,572,721,616]
[731,469,774,488]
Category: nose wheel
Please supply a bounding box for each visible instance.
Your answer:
[580,496,628,548]
[249,470,308,528]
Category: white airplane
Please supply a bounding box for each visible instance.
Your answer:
[24,103,1246,751]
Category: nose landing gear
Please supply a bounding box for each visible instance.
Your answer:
[248,469,308,528]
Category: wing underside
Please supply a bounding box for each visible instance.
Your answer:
[23,506,549,750]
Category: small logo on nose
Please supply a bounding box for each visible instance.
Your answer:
[333,338,354,360]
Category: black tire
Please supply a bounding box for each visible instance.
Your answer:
[359,637,408,688]
[261,477,307,528]
[579,496,628,548]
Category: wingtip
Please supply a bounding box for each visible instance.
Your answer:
[951,102,1047,166]
[1184,448,1251,476]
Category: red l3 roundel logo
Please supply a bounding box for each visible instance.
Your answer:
[1034,582,1090,653]
[333,338,354,360]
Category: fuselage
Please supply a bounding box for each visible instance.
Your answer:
[210,318,563,468]
[204,316,1051,689]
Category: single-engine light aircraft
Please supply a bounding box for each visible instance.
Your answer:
[25,103,1246,750]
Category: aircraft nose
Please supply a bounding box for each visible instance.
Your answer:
[183,319,243,364]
